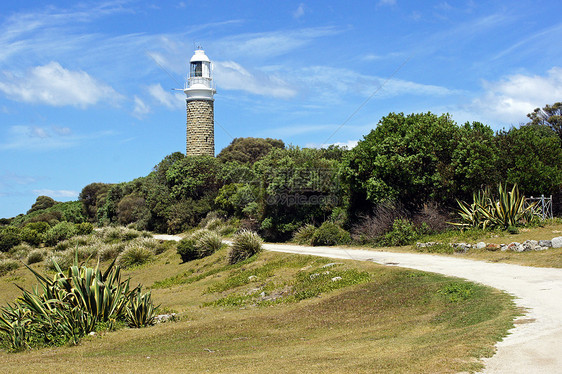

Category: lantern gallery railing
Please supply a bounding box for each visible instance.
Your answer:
[186,77,214,89]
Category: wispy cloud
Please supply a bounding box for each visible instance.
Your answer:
[33,189,78,198]
[214,61,297,99]
[0,125,114,151]
[147,83,184,109]
[0,62,122,107]
[468,67,562,124]
[214,27,340,60]
[132,96,151,118]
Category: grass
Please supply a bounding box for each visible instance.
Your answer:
[0,239,518,373]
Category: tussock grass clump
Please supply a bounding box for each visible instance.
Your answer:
[228,230,263,264]
[98,243,126,261]
[8,243,33,260]
[45,246,98,271]
[0,259,20,276]
[117,245,154,269]
[26,248,48,265]
[177,229,223,263]
[292,224,316,245]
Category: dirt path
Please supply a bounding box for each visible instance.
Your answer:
[262,243,562,373]
[156,234,562,373]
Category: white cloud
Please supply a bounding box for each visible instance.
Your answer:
[0,62,121,107]
[148,83,184,109]
[469,67,562,124]
[293,3,305,19]
[133,96,151,118]
[214,61,297,99]
[33,189,78,198]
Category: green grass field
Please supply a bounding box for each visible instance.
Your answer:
[0,242,518,373]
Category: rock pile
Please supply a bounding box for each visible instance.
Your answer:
[416,236,562,253]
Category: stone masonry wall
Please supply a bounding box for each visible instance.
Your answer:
[186,100,214,156]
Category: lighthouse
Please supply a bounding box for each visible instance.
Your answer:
[184,48,216,156]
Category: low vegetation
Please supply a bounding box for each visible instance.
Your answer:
[0,237,518,373]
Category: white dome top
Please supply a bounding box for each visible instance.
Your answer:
[190,49,210,63]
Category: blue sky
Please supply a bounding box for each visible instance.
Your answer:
[1,0,561,218]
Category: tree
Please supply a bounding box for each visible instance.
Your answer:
[527,102,562,141]
[342,112,459,217]
[496,124,562,195]
[27,196,58,214]
[79,183,111,221]
[451,122,500,200]
[217,137,285,164]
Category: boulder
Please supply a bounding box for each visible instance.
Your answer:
[476,242,486,249]
[551,237,562,248]
[538,240,552,248]
[486,243,501,251]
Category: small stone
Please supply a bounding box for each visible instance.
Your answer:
[248,275,257,281]
[551,237,562,248]
[89,332,96,336]
[309,273,320,280]
[486,243,500,251]
[416,242,426,248]
[476,242,486,249]
[500,244,508,252]
[331,276,342,282]
[538,240,552,248]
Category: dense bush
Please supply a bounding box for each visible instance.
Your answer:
[19,227,43,246]
[310,222,351,246]
[75,222,94,235]
[0,227,21,252]
[378,218,427,247]
[227,230,263,264]
[44,222,78,246]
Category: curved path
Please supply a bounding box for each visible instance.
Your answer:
[262,243,562,373]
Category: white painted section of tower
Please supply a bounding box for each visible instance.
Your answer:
[184,49,216,101]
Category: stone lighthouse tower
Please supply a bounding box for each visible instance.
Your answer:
[184,48,216,156]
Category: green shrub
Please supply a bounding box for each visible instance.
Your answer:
[26,249,48,265]
[0,259,20,276]
[117,246,154,268]
[379,218,420,247]
[44,222,77,246]
[310,222,351,246]
[176,237,198,263]
[228,230,263,265]
[75,222,94,235]
[19,228,42,246]
[24,221,50,234]
[0,226,21,252]
[292,224,317,245]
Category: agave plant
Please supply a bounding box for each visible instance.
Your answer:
[452,184,538,230]
[0,252,157,350]
[127,290,158,328]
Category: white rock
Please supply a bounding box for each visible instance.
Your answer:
[248,275,257,281]
[539,240,552,248]
[551,237,562,248]
[476,242,486,249]
[331,276,342,282]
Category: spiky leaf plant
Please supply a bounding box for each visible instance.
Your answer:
[0,252,156,351]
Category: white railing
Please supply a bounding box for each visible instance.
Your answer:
[186,77,214,89]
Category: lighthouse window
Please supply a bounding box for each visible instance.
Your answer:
[191,62,203,77]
